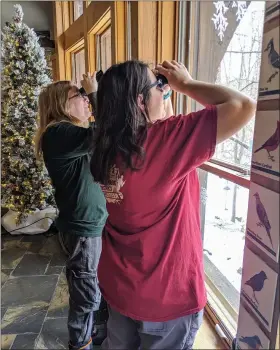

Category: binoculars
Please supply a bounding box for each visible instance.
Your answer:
[79,71,169,96]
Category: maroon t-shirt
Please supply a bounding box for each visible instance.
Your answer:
[98,106,217,321]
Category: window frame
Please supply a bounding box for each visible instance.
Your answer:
[95,24,112,72]
[71,47,86,86]
[87,9,111,73]
[65,39,84,82]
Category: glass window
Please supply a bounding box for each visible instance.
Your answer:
[73,0,83,21]
[186,1,266,336]
[96,26,112,72]
[199,169,249,332]
[71,49,85,87]
[190,1,265,171]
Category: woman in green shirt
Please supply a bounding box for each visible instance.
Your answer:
[35,74,107,350]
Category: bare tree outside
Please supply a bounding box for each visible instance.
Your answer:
[215,2,264,169]
[214,2,264,224]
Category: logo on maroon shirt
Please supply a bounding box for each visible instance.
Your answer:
[101,165,125,204]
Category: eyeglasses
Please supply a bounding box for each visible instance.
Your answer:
[69,92,88,101]
[146,74,171,100]
[147,74,169,91]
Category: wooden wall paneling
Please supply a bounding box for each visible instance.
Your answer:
[83,0,91,72]
[86,1,111,32]
[157,2,177,63]
[83,1,89,12]
[131,1,157,66]
[156,1,178,111]
[51,54,58,81]
[69,1,74,25]
[64,15,84,51]
[131,1,177,65]
[131,2,178,112]
[84,5,89,74]
[62,2,71,32]
[53,1,66,80]
[111,1,126,64]
[130,1,139,60]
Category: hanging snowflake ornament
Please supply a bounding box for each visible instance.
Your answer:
[212,1,229,41]
[212,1,248,41]
[231,1,247,21]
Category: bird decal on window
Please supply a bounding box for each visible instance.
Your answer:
[253,192,273,248]
[264,38,280,83]
[254,120,280,161]
[239,335,263,349]
[245,270,268,305]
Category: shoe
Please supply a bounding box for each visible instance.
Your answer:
[68,338,93,350]
[92,324,107,345]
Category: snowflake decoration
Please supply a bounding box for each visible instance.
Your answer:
[232,1,247,21]
[212,2,229,41]
[212,1,248,41]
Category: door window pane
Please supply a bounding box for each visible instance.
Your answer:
[96,26,112,72]
[73,0,83,21]
[71,49,85,87]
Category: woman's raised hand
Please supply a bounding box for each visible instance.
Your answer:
[81,72,98,94]
[156,61,193,94]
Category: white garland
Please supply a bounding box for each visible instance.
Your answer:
[212,1,247,41]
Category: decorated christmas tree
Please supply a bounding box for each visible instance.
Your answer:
[1,4,55,224]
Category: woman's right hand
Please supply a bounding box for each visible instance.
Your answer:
[81,72,98,94]
[156,60,193,93]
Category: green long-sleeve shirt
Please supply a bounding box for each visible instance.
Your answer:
[42,92,108,237]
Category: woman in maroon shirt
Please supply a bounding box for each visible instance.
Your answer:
[90,60,256,349]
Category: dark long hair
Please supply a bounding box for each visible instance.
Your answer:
[90,60,152,185]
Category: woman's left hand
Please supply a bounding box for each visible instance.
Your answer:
[81,72,98,94]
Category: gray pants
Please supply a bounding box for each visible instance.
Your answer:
[60,232,102,349]
[102,305,203,350]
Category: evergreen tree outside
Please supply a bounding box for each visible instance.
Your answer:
[1,4,55,224]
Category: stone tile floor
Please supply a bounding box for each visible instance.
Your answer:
[1,230,223,349]
[1,231,101,349]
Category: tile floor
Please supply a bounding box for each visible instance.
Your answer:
[1,231,81,349]
[1,231,224,350]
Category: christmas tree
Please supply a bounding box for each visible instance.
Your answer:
[1,4,55,224]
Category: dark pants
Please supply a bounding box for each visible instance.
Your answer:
[102,305,203,350]
[59,232,102,349]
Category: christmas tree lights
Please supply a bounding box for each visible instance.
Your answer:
[1,4,55,223]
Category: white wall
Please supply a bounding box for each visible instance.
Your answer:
[1,1,53,38]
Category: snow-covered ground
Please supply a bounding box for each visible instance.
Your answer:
[202,172,249,298]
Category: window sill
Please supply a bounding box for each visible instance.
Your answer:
[194,312,228,349]
[200,161,250,189]
[204,277,238,349]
